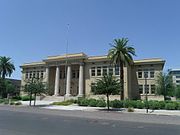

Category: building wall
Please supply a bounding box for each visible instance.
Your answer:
[135,64,163,99]
[20,53,165,100]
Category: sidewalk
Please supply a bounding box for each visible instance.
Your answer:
[43,104,180,116]
[20,100,180,117]
[134,109,180,116]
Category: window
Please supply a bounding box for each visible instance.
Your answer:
[138,69,142,78]
[139,85,143,94]
[37,71,40,79]
[40,71,44,79]
[176,76,180,78]
[144,69,149,78]
[102,66,107,76]
[151,85,155,94]
[115,65,120,75]
[72,70,76,78]
[150,69,155,78]
[25,72,29,79]
[176,80,180,83]
[33,71,36,78]
[60,71,62,79]
[144,84,149,94]
[63,71,66,79]
[97,67,101,76]
[29,71,32,79]
[91,67,96,76]
[77,70,79,78]
[108,67,113,75]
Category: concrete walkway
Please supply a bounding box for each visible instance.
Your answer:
[20,100,54,106]
[43,104,180,116]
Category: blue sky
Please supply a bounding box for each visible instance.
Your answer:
[0,0,180,79]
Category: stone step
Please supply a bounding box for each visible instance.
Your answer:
[40,96,78,102]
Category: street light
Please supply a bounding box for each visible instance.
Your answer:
[144,72,148,113]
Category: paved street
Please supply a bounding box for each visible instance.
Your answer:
[0,106,180,135]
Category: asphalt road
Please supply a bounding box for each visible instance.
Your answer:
[0,106,180,135]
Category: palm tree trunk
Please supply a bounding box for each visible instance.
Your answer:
[120,61,124,100]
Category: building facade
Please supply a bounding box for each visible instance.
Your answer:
[168,69,180,85]
[20,53,165,100]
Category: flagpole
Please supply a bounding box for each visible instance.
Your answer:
[64,24,70,101]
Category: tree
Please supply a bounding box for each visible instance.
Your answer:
[156,72,175,100]
[175,85,180,99]
[4,80,16,97]
[24,78,47,106]
[108,38,136,100]
[0,56,15,79]
[92,75,120,110]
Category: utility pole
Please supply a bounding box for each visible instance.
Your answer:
[144,72,148,113]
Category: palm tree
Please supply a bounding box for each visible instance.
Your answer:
[108,38,136,100]
[0,56,15,79]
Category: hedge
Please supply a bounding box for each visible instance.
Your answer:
[77,98,180,110]
[78,98,106,107]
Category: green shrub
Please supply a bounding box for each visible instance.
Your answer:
[52,100,74,106]
[96,100,106,107]
[165,103,176,110]
[123,100,137,108]
[12,96,22,101]
[0,99,4,104]
[89,99,98,107]
[79,98,89,106]
[158,101,166,109]
[15,102,22,106]
[177,103,180,110]
[136,101,145,109]
[110,100,123,108]
[148,101,161,110]
[21,96,35,101]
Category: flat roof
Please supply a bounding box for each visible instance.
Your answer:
[20,53,165,67]
[20,61,45,67]
[45,52,87,61]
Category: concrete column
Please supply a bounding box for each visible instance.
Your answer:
[45,67,49,83]
[54,66,60,96]
[78,63,84,97]
[65,65,71,96]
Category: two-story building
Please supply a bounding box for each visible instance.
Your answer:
[20,52,165,100]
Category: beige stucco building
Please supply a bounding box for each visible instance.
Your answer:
[20,52,165,100]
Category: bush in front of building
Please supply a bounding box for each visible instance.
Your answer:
[0,99,4,104]
[78,98,89,106]
[96,100,106,107]
[148,100,161,110]
[51,100,74,106]
[165,103,177,110]
[135,101,145,109]
[21,95,35,101]
[88,99,98,107]
[77,98,180,110]
[77,98,106,107]
[110,100,124,108]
